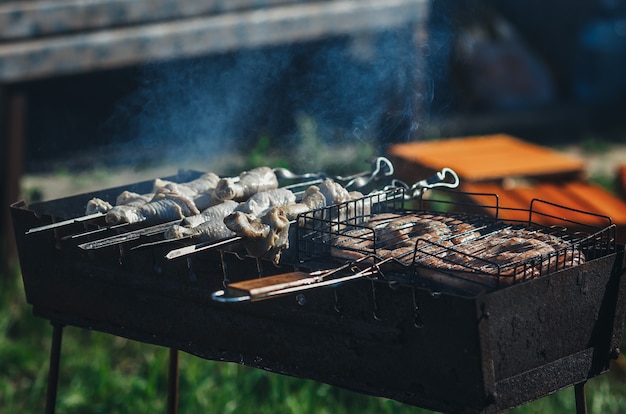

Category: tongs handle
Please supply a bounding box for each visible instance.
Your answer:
[334,157,394,189]
[390,167,460,200]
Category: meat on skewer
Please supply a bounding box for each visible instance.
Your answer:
[153,172,220,198]
[225,180,362,264]
[116,191,155,207]
[234,188,296,217]
[164,188,297,242]
[106,190,200,225]
[85,198,114,215]
[215,166,278,201]
[84,172,220,215]
[92,168,282,225]
[164,200,239,241]
[165,188,296,241]
[86,189,156,214]
[225,207,291,260]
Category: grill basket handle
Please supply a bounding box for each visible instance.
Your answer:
[389,167,460,199]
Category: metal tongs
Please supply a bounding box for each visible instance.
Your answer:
[212,255,388,303]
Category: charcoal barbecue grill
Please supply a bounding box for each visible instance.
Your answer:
[10,167,626,414]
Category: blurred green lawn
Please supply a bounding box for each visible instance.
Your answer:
[3,256,626,414]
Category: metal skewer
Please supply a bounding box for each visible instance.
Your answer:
[25,212,105,235]
[162,159,396,260]
[76,177,326,250]
[77,220,182,250]
[164,165,458,261]
[164,236,244,260]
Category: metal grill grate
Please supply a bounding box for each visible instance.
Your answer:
[297,188,617,292]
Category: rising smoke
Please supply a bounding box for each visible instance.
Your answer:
[103,27,435,168]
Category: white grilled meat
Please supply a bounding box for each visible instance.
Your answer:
[106,191,199,225]
[224,183,357,263]
[215,166,278,201]
[164,200,239,240]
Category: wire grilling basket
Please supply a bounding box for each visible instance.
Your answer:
[296,186,617,294]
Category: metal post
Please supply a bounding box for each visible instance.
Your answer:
[167,348,179,414]
[1,86,26,275]
[45,323,64,414]
[574,381,587,414]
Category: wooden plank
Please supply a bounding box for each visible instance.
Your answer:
[0,0,429,82]
[388,134,585,182]
[0,0,300,40]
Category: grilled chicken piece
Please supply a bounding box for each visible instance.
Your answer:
[235,188,296,217]
[106,191,199,225]
[191,190,221,211]
[165,188,296,241]
[85,198,114,215]
[318,178,352,204]
[155,173,223,211]
[154,172,220,198]
[215,166,278,201]
[224,208,290,263]
[275,185,327,220]
[225,182,359,263]
[116,191,155,207]
[85,191,153,215]
[164,200,239,240]
[85,173,220,216]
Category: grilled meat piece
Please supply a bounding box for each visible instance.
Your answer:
[327,212,586,290]
[235,188,296,217]
[85,173,220,216]
[85,191,153,215]
[191,190,222,211]
[164,200,239,240]
[154,172,220,198]
[85,198,113,215]
[166,188,296,242]
[225,208,290,264]
[116,191,155,207]
[330,213,453,263]
[225,182,360,263]
[215,167,278,201]
[318,178,352,204]
[274,185,327,221]
[106,191,199,225]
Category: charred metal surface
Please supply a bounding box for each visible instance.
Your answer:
[10,182,626,413]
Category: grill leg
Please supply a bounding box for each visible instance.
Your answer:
[167,348,179,414]
[575,381,587,414]
[45,323,64,414]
